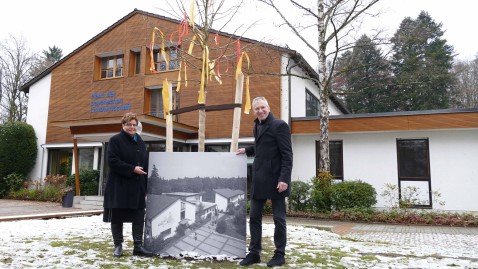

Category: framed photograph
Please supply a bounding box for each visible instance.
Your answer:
[144,152,247,258]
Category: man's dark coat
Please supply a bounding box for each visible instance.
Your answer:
[103,130,148,209]
[245,113,293,199]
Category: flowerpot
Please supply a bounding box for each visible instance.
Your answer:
[62,190,74,208]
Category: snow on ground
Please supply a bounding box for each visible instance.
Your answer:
[0,215,477,268]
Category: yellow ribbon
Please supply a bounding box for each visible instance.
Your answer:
[235,52,251,114]
[198,48,206,104]
[176,61,182,92]
[245,76,251,114]
[150,27,168,73]
[162,79,170,115]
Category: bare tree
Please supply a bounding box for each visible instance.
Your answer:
[0,35,35,123]
[155,0,247,152]
[452,56,478,108]
[259,0,381,173]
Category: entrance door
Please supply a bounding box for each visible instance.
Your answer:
[396,138,432,208]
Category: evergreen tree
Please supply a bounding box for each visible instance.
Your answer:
[335,35,391,113]
[389,11,454,111]
[30,45,63,77]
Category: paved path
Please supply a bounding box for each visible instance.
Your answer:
[0,199,102,221]
[0,199,478,242]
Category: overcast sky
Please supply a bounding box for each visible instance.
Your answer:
[1,0,476,64]
[149,152,247,179]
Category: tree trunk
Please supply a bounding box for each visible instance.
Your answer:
[317,0,330,173]
[198,108,206,152]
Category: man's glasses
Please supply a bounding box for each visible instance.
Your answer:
[124,123,138,127]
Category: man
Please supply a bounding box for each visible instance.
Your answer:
[237,97,293,267]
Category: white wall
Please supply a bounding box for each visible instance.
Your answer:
[281,55,343,119]
[26,74,51,181]
[152,200,181,239]
[291,129,478,211]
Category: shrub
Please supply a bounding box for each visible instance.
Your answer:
[330,180,377,210]
[288,181,312,212]
[7,184,63,203]
[216,219,227,234]
[310,172,333,212]
[67,169,100,195]
[1,173,25,197]
[0,122,38,197]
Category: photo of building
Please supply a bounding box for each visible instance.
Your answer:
[21,9,478,212]
[144,152,247,257]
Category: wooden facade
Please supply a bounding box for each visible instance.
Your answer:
[42,10,284,144]
[291,110,478,134]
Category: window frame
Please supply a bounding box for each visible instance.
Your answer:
[152,46,181,72]
[396,138,432,208]
[316,140,344,181]
[100,55,124,79]
[150,86,180,121]
[306,89,320,117]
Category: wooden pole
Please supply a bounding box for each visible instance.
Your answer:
[230,73,244,152]
[73,138,81,196]
[166,83,174,152]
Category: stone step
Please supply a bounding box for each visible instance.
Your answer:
[73,196,103,210]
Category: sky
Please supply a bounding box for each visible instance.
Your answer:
[149,152,247,179]
[1,0,477,64]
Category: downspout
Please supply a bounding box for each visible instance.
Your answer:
[286,57,299,126]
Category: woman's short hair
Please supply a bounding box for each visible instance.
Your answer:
[121,112,138,124]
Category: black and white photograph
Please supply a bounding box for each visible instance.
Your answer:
[144,152,247,258]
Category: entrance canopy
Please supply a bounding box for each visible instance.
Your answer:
[52,114,198,143]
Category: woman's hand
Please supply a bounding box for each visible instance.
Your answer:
[134,166,147,175]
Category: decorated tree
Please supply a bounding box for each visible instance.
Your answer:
[151,0,251,152]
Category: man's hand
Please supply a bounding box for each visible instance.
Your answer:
[236,148,246,155]
[277,182,288,193]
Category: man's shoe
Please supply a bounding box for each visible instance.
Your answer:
[133,245,153,257]
[267,253,285,267]
[239,252,261,266]
[113,244,123,257]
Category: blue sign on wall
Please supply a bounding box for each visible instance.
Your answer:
[90,91,131,113]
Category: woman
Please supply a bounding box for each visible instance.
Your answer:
[103,112,152,257]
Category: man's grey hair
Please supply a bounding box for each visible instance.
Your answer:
[252,96,269,108]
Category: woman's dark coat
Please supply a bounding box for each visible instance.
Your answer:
[103,130,148,209]
[245,113,293,199]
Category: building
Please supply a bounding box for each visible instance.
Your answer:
[214,188,245,212]
[21,10,478,212]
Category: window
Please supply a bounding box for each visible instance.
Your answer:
[396,138,432,208]
[100,55,123,79]
[316,140,343,180]
[78,148,95,170]
[180,202,186,220]
[306,89,320,116]
[205,145,230,152]
[129,50,141,76]
[48,149,72,175]
[150,86,180,121]
[153,46,180,72]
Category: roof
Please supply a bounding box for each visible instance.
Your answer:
[145,194,180,219]
[213,188,244,199]
[291,108,478,134]
[163,192,200,197]
[19,9,350,114]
